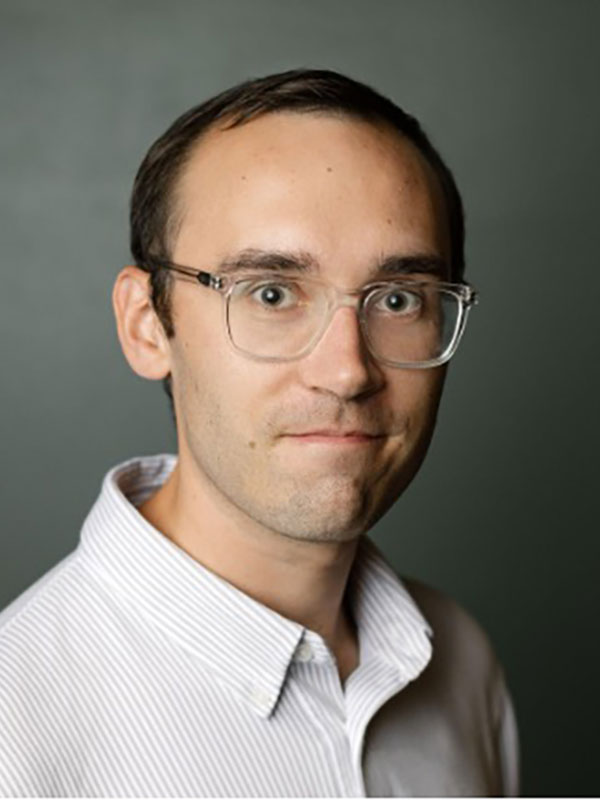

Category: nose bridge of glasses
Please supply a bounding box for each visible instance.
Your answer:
[323,283,364,314]
[315,287,369,354]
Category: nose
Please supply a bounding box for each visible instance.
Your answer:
[297,306,384,400]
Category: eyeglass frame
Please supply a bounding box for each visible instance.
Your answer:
[143,257,479,369]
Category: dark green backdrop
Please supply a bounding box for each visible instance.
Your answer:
[1,0,598,795]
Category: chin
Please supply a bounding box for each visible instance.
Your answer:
[257,479,373,543]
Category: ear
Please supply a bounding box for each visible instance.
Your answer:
[112,266,171,381]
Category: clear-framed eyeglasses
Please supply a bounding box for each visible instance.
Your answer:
[149,260,479,369]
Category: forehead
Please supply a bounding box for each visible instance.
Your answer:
[171,111,450,278]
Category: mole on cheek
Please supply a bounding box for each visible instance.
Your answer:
[326,166,333,173]
[248,441,256,449]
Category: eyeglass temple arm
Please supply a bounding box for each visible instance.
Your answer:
[149,261,224,291]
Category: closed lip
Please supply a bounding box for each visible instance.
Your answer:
[283,430,383,439]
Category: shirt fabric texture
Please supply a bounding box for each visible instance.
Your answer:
[0,454,519,797]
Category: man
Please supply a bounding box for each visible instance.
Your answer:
[0,69,519,796]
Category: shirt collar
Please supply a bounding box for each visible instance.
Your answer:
[78,454,433,718]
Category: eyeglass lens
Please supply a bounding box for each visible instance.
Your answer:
[226,276,462,365]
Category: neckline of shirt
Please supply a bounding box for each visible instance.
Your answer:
[77,453,433,718]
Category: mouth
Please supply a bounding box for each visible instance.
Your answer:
[282,431,384,444]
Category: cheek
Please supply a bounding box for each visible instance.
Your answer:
[174,336,279,447]
[388,367,446,435]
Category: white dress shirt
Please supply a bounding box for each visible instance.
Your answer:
[0,454,519,797]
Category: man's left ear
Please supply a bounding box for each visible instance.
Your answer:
[112,265,171,381]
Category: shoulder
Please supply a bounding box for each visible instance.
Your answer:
[0,550,133,795]
[400,576,508,716]
[0,551,84,644]
[402,576,496,663]
[0,548,120,687]
[0,548,115,698]
[400,578,521,796]
[0,552,75,625]
[0,553,86,793]
[0,551,98,697]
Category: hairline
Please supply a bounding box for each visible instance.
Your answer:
[162,107,438,265]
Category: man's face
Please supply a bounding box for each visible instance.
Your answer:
[166,112,450,543]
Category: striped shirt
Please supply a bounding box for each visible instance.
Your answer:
[0,454,519,797]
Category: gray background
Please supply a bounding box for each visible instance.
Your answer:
[1,0,598,795]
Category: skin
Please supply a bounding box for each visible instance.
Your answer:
[112,112,451,685]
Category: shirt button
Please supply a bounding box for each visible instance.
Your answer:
[249,686,274,712]
[295,642,313,662]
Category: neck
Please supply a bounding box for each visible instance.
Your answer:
[138,457,360,652]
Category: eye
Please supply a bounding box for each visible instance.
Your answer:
[371,287,422,315]
[248,281,299,309]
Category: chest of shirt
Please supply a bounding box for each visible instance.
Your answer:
[24,642,499,797]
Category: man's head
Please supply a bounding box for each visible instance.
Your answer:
[114,69,470,543]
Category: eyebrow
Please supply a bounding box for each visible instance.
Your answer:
[215,248,448,279]
[376,253,448,279]
[216,249,319,274]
